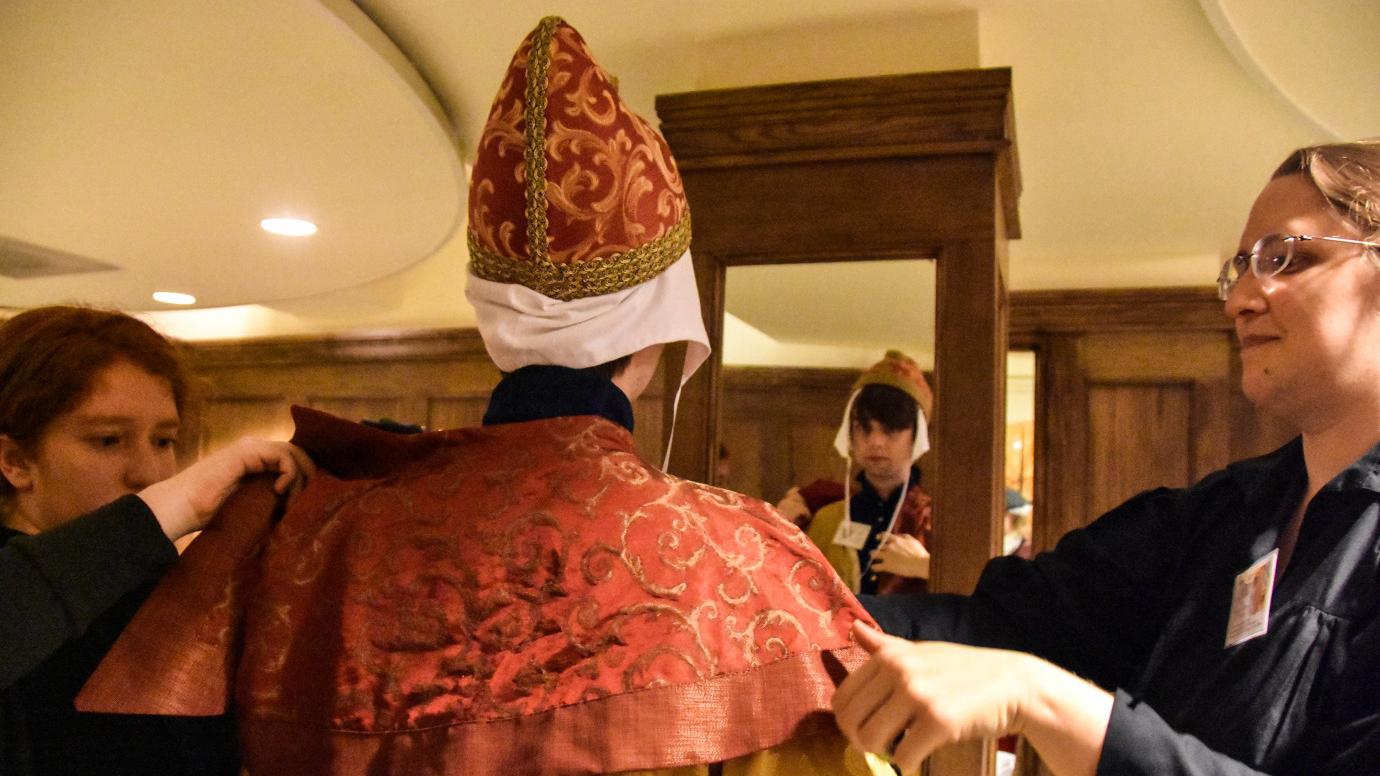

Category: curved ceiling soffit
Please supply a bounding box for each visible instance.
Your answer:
[1199,0,1380,142]
[313,0,469,279]
[0,0,466,311]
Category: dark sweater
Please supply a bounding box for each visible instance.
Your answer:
[1,495,238,776]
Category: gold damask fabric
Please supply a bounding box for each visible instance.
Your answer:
[81,407,876,775]
[467,16,691,300]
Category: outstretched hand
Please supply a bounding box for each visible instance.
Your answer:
[138,438,316,541]
[834,622,1112,776]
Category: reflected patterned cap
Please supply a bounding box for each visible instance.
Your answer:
[466,16,691,301]
[854,349,934,421]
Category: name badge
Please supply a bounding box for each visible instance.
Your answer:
[1225,549,1277,648]
[832,519,871,550]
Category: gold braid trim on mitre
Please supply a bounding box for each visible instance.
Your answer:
[467,212,691,301]
[521,16,558,265]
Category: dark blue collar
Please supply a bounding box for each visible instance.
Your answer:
[483,365,635,432]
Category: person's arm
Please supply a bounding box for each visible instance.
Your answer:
[0,494,174,688]
[0,438,312,689]
[863,482,1224,690]
[835,623,1278,776]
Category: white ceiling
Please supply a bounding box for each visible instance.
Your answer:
[0,0,464,310]
[1,0,1375,360]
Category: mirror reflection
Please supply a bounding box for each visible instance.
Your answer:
[720,259,936,598]
[718,261,1038,592]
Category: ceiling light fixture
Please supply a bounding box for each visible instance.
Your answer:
[260,217,318,236]
[152,291,197,305]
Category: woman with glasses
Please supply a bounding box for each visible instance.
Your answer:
[834,140,1380,774]
[0,306,314,776]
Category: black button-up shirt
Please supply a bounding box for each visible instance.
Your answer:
[866,437,1380,774]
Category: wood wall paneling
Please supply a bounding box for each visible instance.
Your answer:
[1012,288,1294,552]
[1086,382,1193,517]
[185,330,676,468]
[199,397,294,455]
[426,397,492,432]
[184,330,501,455]
[719,367,853,502]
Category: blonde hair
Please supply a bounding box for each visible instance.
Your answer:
[1272,140,1380,254]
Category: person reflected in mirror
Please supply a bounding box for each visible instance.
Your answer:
[796,351,935,595]
[836,140,1380,774]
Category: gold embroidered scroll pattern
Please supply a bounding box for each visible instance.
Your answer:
[521,16,556,264]
[617,601,721,690]
[786,557,851,630]
[725,608,817,667]
[560,50,619,127]
[241,602,296,709]
[619,493,768,604]
[468,37,530,263]
[541,46,687,265]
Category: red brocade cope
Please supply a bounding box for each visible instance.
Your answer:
[78,407,873,775]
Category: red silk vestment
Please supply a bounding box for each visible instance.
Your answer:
[79,407,873,775]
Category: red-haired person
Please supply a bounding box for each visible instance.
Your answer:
[0,306,313,776]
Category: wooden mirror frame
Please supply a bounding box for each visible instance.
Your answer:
[657,68,1021,776]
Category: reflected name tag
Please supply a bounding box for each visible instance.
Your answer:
[832,519,871,550]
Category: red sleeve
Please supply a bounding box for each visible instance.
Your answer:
[799,479,846,513]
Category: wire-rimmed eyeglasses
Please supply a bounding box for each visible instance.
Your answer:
[1217,233,1380,301]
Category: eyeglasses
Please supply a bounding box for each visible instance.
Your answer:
[1217,233,1380,301]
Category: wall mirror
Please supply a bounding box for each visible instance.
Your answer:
[717,259,936,503]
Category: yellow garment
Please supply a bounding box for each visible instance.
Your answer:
[806,500,862,594]
[614,729,890,775]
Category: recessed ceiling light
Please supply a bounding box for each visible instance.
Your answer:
[260,217,317,236]
[152,291,196,305]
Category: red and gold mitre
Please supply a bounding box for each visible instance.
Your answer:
[467,16,691,301]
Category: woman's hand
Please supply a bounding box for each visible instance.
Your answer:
[871,532,930,579]
[834,622,1112,776]
[138,438,315,541]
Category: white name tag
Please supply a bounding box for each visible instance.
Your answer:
[1225,549,1277,648]
[832,519,871,550]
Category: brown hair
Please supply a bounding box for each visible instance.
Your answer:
[852,383,918,435]
[1273,139,1380,249]
[0,306,193,501]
